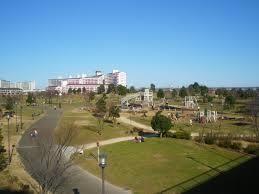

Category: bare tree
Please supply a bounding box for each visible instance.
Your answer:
[249,96,259,139]
[21,122,80,194]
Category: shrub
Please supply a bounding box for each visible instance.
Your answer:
[244,144,259,155]
[204,135,216,145]
[217,139,232,148]
[230,142,242,151]
[171,131,191,140]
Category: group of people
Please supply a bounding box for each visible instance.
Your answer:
[30,128,38,137]
[134,136,145,143]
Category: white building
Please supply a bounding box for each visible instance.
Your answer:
[16,81,36,92]
[0,79,10,88]
[48,70,127,93]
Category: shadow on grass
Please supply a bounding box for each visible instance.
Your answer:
[159,154,258,194]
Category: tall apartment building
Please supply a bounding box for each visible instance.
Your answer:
[0,79,11,88]
[16,81,36,91]
[48,70,127,93]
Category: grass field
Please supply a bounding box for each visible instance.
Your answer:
[123,111,255,135]
[55,102,134,145]
[0,105,44,192]
[75,138,250,194]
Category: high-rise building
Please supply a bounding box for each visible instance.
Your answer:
[48,70,127,93]
[16,81,36,91]
[0,79,10,88]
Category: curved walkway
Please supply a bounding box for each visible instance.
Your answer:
[118,116,154,131]
[65,136,134,158]
[18,109,131,194]
[118,116,199,138]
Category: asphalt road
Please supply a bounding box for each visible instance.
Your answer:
[18,108,131,194]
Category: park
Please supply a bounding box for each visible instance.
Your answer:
[0,82,259,194]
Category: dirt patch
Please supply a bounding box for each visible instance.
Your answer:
[153,154,168,162]
[72,107,86,113]
[75,120,91,126]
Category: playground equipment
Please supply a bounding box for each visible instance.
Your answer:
[198,110,218,123]
[121,89,153,108]
[184,96,199,109]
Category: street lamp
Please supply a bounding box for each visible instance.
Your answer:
[99,153,107,194]
[59,92,62,109]
[6,114,11,164]
[20,105,23,130]
[15,102,19,132]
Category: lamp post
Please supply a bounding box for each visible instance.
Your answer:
[59,92,62,109]
[41,95,44,113]
[15,102,18,132]
[20,105,23,130]
[99,153,107,194]
[6,114,11,164]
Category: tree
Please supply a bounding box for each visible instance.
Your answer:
[179,87,188,98]
[157,89,165,99]
[5,96,14,111]
[117,85,128,96]
[77,88,81,94]
[97,84,105,94]
[84,92,95,108]
[0,127,7,171]
[82,87,86,94]
[171,89,178,98]
[0,108,3,119]
[95,96,107,134]
[129,86,136,93]
[151,111,172,138]
[89,91,95,101]
[224,95,236,109]
[20,122,80,194]
[249,96,259,139]
[26,93,36,105]
[200,85,209,96]
[72,88,77,94]
[68,88,73,94]
[109,105,120,124]
[150,83,156,92]
[107,84,116,94]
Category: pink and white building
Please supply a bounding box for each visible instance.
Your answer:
[48,70,127,93]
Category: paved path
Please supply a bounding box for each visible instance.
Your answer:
[118,116,154,131]
[65,136,134,158]
[18,109,131,194]
[119,116,199,138]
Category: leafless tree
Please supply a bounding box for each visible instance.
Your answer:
[21,122,80,194]
[249,95,259,140]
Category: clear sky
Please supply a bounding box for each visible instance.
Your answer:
[0,0,259,89]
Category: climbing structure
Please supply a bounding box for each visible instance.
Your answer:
[121,89,153,108]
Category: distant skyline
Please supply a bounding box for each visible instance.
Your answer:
[0,0,259,89]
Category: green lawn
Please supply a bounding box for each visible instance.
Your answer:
[127,114,255,135]
[75,138,250,194]
[55,103,134,145]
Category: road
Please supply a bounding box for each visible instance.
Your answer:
[18,108,131,194]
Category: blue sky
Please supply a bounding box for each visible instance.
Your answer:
[0,0,259,89]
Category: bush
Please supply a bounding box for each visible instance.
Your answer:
[204,135,216,145]
[171,131,191,140]
[244,144,259,155]
[217,139,232,148]
[230,142,242,151]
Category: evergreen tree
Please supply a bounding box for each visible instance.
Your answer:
[157,89,165,99]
